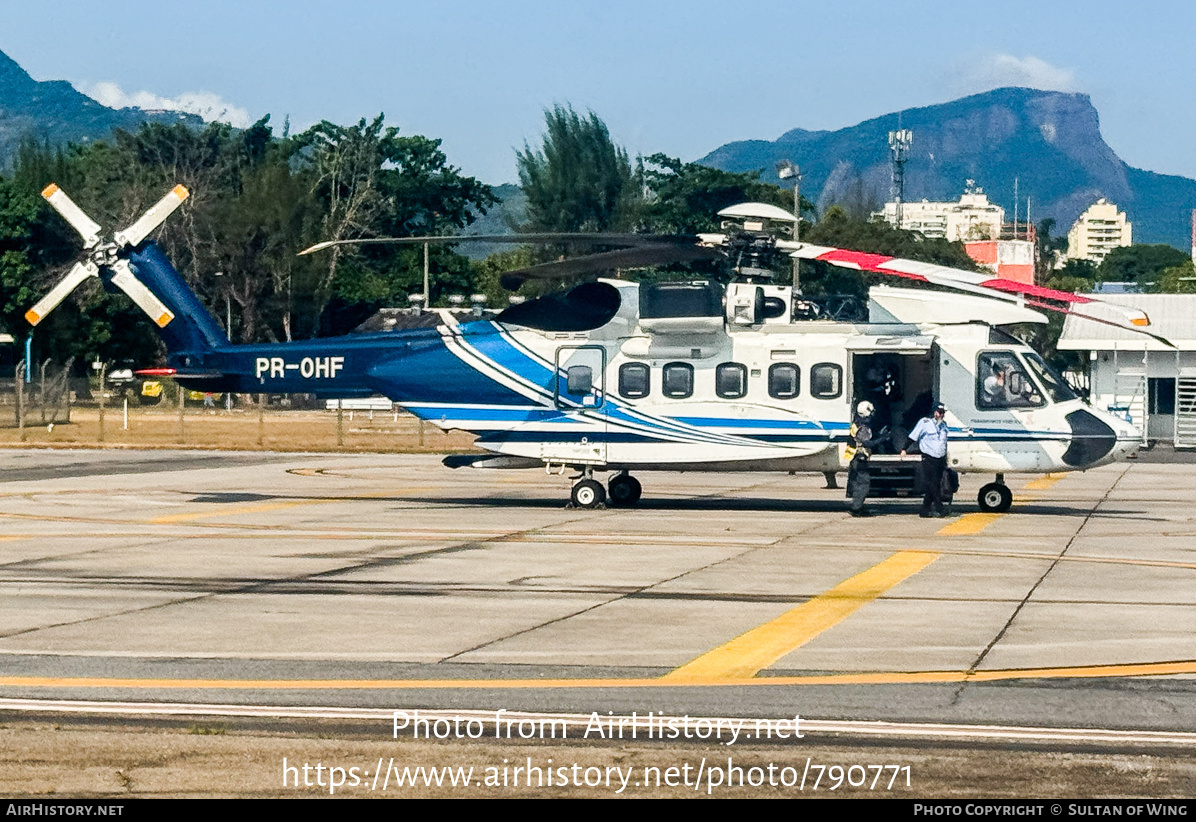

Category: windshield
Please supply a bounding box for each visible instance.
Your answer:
[977,352,1044,409]
[1022,351,1079,404]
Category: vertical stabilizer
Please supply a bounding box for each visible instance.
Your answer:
[127,244,228,353]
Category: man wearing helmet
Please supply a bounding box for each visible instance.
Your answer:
[902,401,951,518]
[846,400,889,517]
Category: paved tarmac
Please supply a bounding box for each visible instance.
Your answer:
[1,448,1195,734]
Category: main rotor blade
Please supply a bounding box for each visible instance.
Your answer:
[788,243,1155,335]
[109,259,175,327]
[115,185,190,248]
[41,185,102,248]
[299,233,697,256]
[26,260,98,326]
[498,244,720,290]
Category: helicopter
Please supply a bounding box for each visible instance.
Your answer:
[26,186,1152,512]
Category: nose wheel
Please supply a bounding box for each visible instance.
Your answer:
[977,481,1013,513]
[607,473,642,507]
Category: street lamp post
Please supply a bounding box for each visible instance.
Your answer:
[776,160,802,295]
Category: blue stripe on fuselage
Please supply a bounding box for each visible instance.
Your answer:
[367,327,533,406]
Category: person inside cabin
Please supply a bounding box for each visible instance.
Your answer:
[982,364,1008,407]
[862,361,897,437]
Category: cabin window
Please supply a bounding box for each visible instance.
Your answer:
[810,363,842,399]
[768,363,800,399]
[715,363,748,399]
[566,365,593,396]
[976,352,1045,409]
[662,362,694,398]
[619,363,650,398]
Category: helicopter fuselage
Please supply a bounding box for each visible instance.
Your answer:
[169,275,1140,481]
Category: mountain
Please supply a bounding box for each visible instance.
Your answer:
[699,87,1196,249]
[0,49,202,166]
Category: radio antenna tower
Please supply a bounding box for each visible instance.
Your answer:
[888,128,913,229]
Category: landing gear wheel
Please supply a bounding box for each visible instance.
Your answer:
[977,482,1013,513]
[571,479,606,509]
[607,474,642,507]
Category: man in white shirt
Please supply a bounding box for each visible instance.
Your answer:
[902,401,950,518]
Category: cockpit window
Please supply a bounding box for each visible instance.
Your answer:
[1022,351,1079,403]
[977,352,1045,409]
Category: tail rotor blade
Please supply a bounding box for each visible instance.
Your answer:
[26,261,98,326]
[41,185,102,248]
[115,185,190,248]
[109,259,175,327]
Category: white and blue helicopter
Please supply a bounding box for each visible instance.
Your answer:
[27,186,1153,512]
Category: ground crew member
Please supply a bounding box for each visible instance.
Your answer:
[846,401,888,517]
[902,401,950,518]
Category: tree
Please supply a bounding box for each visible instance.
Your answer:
[1096,244,1189,285]
[1035,217,1068,282]
[1152,260,1196,293]
[0,176,41,337]
[295,116,495,333]
[1040,258,1097,294]
[800,206,979,298]
[517,105,637,232]
[636,153,803,235]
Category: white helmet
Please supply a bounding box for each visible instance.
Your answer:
[856,401,875,417]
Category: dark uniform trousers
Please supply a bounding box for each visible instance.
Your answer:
[849,455,871,513]
[921,454,947,515]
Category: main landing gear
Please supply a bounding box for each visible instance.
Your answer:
[977,473,1013,513]
[570,478,605,509]
[567,469,643,509]
[607,472,642,507]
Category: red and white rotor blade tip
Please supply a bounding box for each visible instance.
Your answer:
[789,243,1154,331]
[109,259,175,327]
[115,185,190,248]
[25,260,98,326]
[41,184,102,248]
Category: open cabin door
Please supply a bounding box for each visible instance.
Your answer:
[542,345,607,465]
[847,335,937,446]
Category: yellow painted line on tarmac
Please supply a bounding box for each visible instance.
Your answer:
[661,550,941,682]
[149,499,338,523]
[936,474,1069,537]
[1024,474,1065,491]
[4,659,1196,691]
[937,513,1003,536]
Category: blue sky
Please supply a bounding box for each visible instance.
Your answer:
[5,1,1194,184]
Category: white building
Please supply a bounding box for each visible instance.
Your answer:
[1058,294,1196,446]
[1066,199,1132,264]
[876,188,1005,242]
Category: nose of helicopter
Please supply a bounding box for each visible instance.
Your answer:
[1062,408,1139,467]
